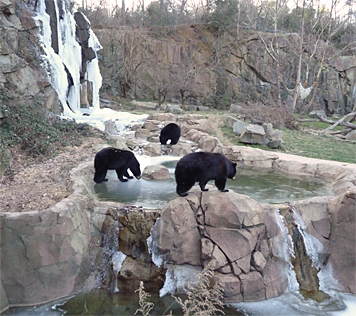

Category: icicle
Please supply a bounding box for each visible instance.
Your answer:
[147,219,164,268]
[35,0,70,113]
[87,29,103,110]
[111,251,126,293]
[159,266,176,297]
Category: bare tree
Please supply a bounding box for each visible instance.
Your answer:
[290,0,306,113]
[245,0,290,107]
[115,31,149,98]
[295,0,356,114]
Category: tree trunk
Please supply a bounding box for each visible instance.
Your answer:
[122,0,126,26]
[291,0,306,113]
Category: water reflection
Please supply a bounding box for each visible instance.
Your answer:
[94,158,332,208]
[58,290,243,316]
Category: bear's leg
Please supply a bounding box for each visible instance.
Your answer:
[199,180,209,191]
[215,176,229,192]
[94,167,108,183]
[116,168,128,182]
[124,169,134,179]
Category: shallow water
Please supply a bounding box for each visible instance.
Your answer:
[94,156,332,208]
[4,290,355,316]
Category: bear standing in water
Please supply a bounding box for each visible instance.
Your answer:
[159,123,181,145]
[175,152,237,197]
[93,147,141,184]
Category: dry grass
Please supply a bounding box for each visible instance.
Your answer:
[135,264,225,316]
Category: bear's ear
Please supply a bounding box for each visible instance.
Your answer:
[233,163,237,167]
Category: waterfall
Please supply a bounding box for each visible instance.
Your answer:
[276,206,334,303]
[34,0,102,116]
[274,208,299,293]
[94,211,126,293]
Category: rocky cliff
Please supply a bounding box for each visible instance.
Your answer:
[0,0,60,110]
[96,25,356,114]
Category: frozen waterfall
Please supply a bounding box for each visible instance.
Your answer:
[34,0,102,116]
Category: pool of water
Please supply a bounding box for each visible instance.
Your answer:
[94,156,332,208]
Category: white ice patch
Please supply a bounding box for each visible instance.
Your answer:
[111,251,126,293]
[159,264,201,297]
[147,231,164,268]
[62,108,149,132]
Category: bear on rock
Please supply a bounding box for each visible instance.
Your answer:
[175,152,236,196]
[93,147,141,184]
[175,152,237,197]
[159,123,181,146]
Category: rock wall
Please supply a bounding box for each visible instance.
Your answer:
[0,161,94,313]
[0,0,59,111]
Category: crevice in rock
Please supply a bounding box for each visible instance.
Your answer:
[244,62,270,83]
[279,206,331,303]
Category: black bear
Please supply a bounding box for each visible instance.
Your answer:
[159,123,181,145]
[93,147,141,184]
[175,152,237,197]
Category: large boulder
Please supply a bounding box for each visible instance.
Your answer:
[150,184,356,302]
[239,124,266,145]
[142,165,170,180]
[151,190,289,302]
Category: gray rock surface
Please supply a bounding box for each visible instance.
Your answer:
[142,165,170,180]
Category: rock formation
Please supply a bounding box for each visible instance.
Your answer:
[1,113,356,312]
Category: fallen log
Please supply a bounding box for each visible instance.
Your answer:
[330,128,352,135]
[319,112,356,135]
[344,130,356,140]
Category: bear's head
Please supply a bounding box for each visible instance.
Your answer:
[130,159,141,179]
[228,162,237,180]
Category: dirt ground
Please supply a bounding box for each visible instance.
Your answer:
[0,137,105,213]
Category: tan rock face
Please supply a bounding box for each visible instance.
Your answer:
[151,190,289,302]
[150,181,356,302]
[328,188,356,293]
[0,192,92,307]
